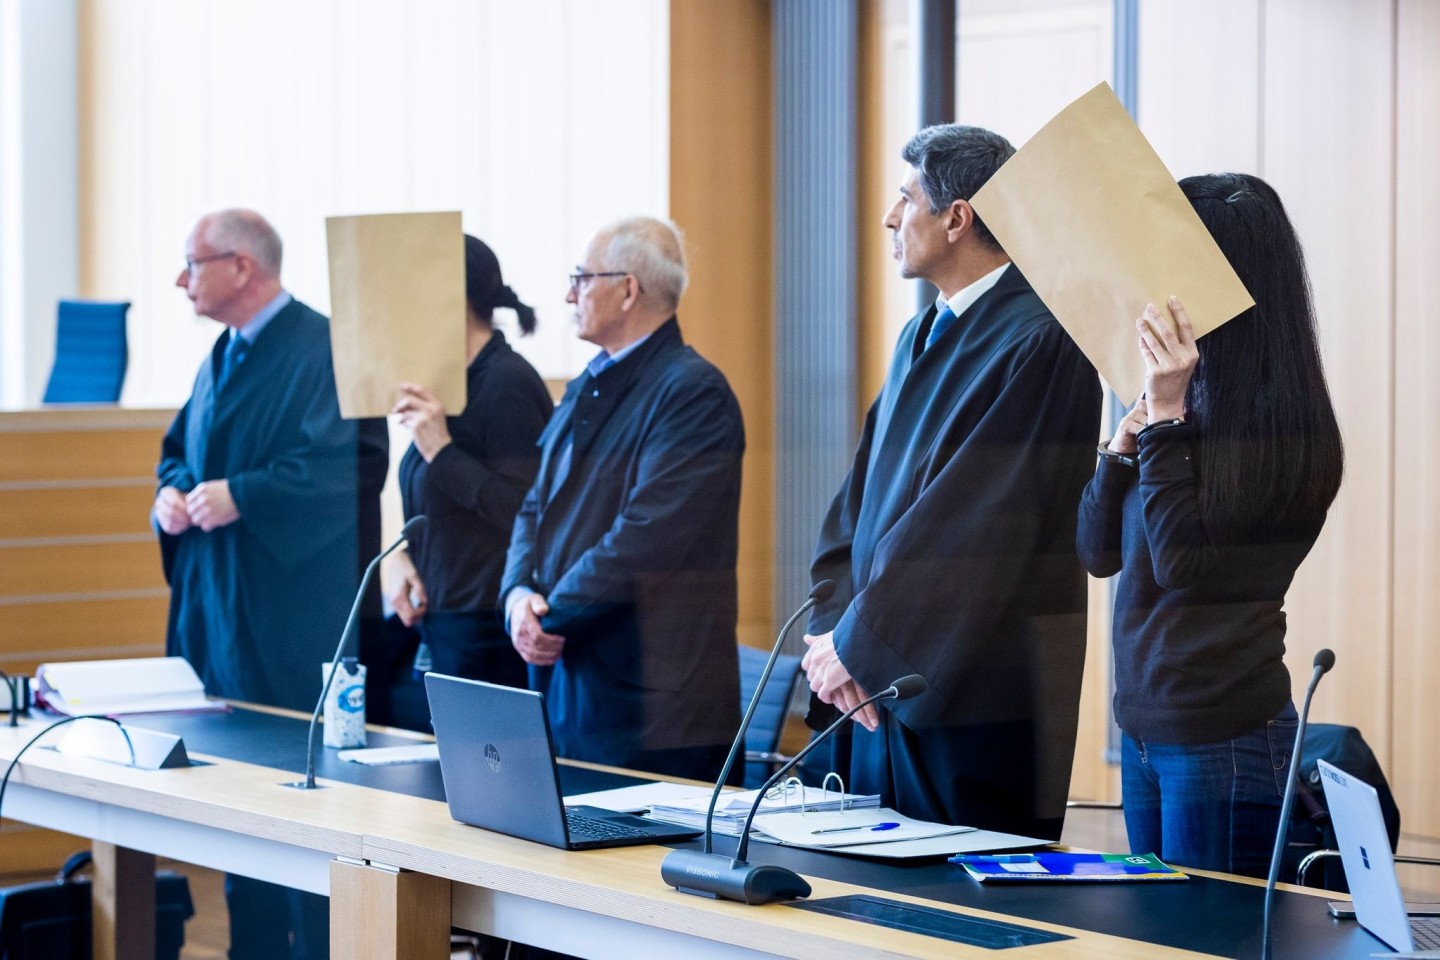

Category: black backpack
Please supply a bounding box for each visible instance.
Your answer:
[0,851,193,959]
[1285,723,1401,892]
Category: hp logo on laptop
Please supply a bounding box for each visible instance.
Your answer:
[1360,846,1371,870]
[484,743,502,772]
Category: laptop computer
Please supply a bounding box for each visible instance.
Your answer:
[425,673,702,850]
[1318,758,1440,952]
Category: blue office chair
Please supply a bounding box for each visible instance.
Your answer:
[42,300,130,403]
[738,644,804,788]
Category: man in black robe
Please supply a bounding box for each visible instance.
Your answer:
[155,208,384,960]
[501,216,743,783]
[802,126,1102,840]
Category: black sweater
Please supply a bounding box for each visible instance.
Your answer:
[398,331,553,613]
[1075,421,1324,744]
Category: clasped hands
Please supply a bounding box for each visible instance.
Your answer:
[801,632,880,732]
[154,480,238,534]
[1108,296,1199,456]
[507,591,566,666]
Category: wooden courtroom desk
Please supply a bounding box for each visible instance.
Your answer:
[0,405,174,871]
[0,707,1390,960]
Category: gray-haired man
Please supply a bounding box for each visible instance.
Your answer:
[502,216,744,784]
[156,208,386,960]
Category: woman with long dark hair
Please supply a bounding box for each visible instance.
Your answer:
[1076,173,1344,876]
[384,235,553,692]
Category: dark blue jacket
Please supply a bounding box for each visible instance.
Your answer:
[501,318,743,766]
[157,299,367,712]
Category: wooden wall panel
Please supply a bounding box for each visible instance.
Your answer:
[1391,0,1440,842]
[0,596,171,674]
[669,0,774,647]
[0,486,155,540]
[1262,0,1396,771]
[1136,0,1260,177]
[0,541,165,597]
[860,0,905,408]
[0,428,160,482]
[0,408,172,872]
[0,410,171,672]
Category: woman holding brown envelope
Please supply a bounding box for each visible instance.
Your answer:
[1076,173,1345,877]
[384,235,553,692]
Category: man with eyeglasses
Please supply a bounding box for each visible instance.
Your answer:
[154,208,385,960]
[501,216,743,783]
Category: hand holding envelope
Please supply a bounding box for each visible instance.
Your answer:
[326,211,467,419]
[971,82,1253,401]
[1108,296,1201,455]
[392,382,453,462]
[1136,296,1200,422]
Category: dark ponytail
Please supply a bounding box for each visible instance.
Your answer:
[493,283,537,335]
[464,234,537,336]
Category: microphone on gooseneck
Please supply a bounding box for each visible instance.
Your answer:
[285,515,427,791]
[1260,648,1335,960]
[661,673,926,905]
[698,580,835,857]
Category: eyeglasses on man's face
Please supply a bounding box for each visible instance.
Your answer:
[568,270,629,294]
[183,251,238,275]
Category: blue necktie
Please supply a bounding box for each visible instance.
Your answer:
[923,304,958,352]
[217,334,249,392]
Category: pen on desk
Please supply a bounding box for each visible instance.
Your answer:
[811,822,901,835]
[950,854,1038,863]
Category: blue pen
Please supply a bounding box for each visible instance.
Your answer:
[950,854,1037,863]
[811,821,902,835]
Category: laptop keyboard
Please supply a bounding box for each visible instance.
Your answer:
[1413,917,1440,950]
[565,810,654,843]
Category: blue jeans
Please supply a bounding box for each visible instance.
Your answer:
[1121,703,1298,878]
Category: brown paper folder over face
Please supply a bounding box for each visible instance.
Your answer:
[970,82,1254,401]
[326,211,466,418]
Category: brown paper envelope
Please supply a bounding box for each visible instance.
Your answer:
[326,211,466,418]
[970,82,1253,401]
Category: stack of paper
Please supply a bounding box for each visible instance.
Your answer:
[338,744,439,766]
[562,782,710,814]
[36,657,225,717]
[751,808,974,848]
[649,787,879,836]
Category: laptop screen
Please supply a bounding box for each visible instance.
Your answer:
[425,673,571,848]
[1318,758,1414,952]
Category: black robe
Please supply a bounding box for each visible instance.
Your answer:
[501,318,743,773]
[808,265,1101,839]
[157,299,370,713]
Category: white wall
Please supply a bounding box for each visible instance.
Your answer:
[0,0,79,407]
[77,0,670,407]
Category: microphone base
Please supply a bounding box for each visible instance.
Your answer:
[661,850,811,905]
[281,780,324,790]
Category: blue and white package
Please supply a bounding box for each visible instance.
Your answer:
[322,658,367,748]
